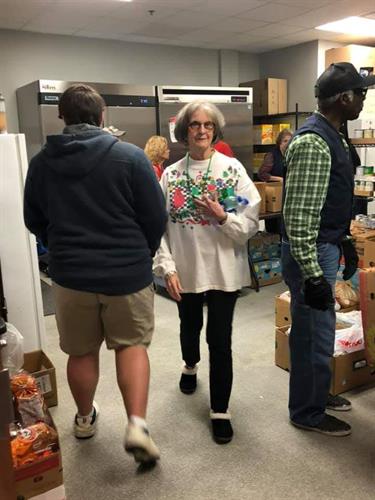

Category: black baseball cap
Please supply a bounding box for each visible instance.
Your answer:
[315,62,375,98]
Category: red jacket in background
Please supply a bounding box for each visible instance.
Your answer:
[213,141,234,158]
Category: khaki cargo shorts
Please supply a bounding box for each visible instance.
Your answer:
[52,282,155,356]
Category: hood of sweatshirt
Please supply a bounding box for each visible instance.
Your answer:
[42,125,118,178]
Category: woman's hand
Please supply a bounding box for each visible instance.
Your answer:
[165,272,183,301]
[194,192,227,224]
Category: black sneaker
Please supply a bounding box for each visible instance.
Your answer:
[291,414,351,436]
[210,412,233,444]
[326,394,352,412]
[179,373,197,394]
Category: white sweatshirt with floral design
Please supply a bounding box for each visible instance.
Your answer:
[153,151,260,293]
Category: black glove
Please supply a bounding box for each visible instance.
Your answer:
[304,276,334,311]
[341,239,358,281]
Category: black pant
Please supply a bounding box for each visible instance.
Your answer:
[177,290,238,413]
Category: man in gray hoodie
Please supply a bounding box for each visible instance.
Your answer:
[24,83,167,464]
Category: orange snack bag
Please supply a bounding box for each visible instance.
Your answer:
[11,422,58,468]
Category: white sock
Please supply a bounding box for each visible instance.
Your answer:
[129,415,148,429]
[78,406,95,419]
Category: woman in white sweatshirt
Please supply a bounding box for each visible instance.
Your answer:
[153,101,260,444]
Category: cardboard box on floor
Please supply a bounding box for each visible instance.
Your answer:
[363,238,375,268]
[22,351,58,408]
[275,326,375,395]
[265,181,283,212]
[360,268,375,367]
[240,78,287,115]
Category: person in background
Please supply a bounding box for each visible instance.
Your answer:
[282,63,375,436]
[153,101,260,444]
[24,84,167,464]
[213,138,234,157]
[144,135,170,180]
[257,128,292,183]
[258,128,292,233]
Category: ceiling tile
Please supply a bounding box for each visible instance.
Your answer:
[189,0,268,16]
[77,17,150,34]
[239,2,312,22]
[155,10,225,29]
[249,23,306,36]
[177,28,229,43]
[207,17,268,32]
[0,16,29,30]
[131,22,192,38]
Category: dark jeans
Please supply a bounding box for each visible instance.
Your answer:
[281,241,340,427]
[177,290,238,413]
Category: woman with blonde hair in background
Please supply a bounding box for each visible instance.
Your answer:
[144,135,170,180]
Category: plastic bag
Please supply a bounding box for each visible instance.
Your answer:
[334,311,364,355]
[335,281,359,309]
[1,322,24,375]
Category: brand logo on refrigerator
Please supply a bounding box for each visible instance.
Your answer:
[41,83,57,91]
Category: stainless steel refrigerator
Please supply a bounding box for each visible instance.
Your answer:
[16,80,157,160]
[157,85,253,174]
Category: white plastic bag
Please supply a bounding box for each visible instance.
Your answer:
[334,311,364,355]
[1,322,24,375]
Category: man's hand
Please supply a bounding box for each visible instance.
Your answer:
[341,239,358,281]
[193,192,227,224]
[165,272,183,302]
[304,276,334,311]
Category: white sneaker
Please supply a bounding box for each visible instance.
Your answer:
[124,423,160,464]
[74,401,99,439]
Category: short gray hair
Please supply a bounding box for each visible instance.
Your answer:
[174,101,225,145]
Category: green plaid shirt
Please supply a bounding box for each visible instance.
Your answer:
[283,115,349,279]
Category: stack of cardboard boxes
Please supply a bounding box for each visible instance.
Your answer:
[11,351,64,500]
[249,232,282,287]
[254,181,283,214]
[240,78,287,116]
[275,268,375,395]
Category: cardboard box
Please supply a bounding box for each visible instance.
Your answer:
[249,232,280,262]
[241,78,287,115]
[325,45,375,70]
[265,181,283,212]
[252,258,282,287]
[253,124,273,144]
[363,238,375,267]
[360,268,375,367]
[275,326,375,395]
[275,294,291,327]
[23,351,58,408]
[13,410,64,499]
[254,181,266,214]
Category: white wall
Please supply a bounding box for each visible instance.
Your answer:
[238,52,260,84]
[1,29,252,132]
[259,40,319,113]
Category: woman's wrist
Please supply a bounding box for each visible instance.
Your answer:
[218,213,228,224]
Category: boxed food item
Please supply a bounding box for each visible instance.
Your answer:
[275,324,375,395]
[252,258,282,287]
[350,220,375,266]
[254,181,266,213]
[265,181,283,212]
[241,78,287,115]
[253,124,273,144]
[22,351,58,408]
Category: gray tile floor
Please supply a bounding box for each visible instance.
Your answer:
[44,282,375,500]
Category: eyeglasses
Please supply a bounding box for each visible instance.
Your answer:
[353,88,367,99]
[188,121,215,131]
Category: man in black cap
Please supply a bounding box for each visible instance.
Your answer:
[282,63,375,436]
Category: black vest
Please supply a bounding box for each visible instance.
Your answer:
[271,148,284,177]
[284,113,354,244]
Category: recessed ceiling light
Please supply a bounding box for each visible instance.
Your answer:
[316,16,375,37]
